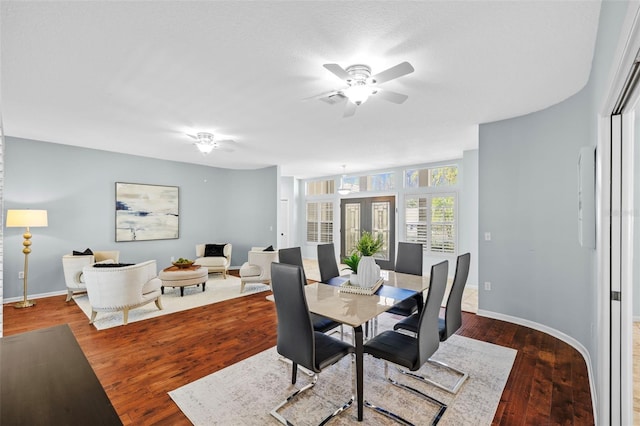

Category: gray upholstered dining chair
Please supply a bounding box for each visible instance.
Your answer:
[317,243,341,283]
[386,242,424,317]
[277,247,305,272]
[363,260,449,425]
[269,262,355,425]
[393,252,471,394]
[278,246,343,338]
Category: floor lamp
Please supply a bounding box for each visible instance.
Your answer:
[6,209,48,308]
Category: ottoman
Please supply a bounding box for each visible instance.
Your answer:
[158,266,209,297]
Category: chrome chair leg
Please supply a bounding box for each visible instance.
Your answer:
[364,400,415,425]
[398,357,469,394]
[271,358,355,425]
[328,324,344,340]
[318,357,355,426]
[365,362,447,425]
[270,374,318,425]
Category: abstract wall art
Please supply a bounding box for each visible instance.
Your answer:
[115,182,179,242]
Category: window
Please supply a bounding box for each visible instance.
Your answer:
[306,179,335,196]
[306,202,333,243]
[405,166,458,188]
[341,172,395,193]
[405,194,456,253]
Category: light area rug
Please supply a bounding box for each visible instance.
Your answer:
[169,314,517,425]
[73,275,270,330]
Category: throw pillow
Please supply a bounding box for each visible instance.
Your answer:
[92,263,134,268]
[263,245,275,252]
[204,244,226,257]
[73,248,93,256]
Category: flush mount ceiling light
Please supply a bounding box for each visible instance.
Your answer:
[187,132,237,155]
[337,165,350,195]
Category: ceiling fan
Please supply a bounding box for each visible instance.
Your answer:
[186,132,236,155]
[313,61,415,117]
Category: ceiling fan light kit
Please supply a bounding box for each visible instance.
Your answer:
[318,61,414,117]
[194,132,216,155]
[188,132,236,155]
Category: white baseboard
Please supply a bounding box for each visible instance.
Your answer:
[3,290,68,304]
[477,309,597,422]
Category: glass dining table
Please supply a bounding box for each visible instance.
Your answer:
[305,270,431,421]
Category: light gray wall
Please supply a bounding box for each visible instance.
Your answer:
[3,137,277,299]
[460,149,479,287]
[479,89,593,341]
[478,0,628,378]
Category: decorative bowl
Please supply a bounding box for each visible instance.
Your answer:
[172,260,194,269]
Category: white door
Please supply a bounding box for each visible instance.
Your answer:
[279,199,289,249]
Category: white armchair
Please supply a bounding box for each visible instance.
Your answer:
[62,250,120,301]
[82,260,162,325]
[239,247,279,293]
[194,243,232,278]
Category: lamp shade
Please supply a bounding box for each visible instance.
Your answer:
[6,210,48,228]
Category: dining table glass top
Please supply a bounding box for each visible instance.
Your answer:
[304,270,430,327]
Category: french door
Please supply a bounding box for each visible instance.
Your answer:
[340,196,395,270]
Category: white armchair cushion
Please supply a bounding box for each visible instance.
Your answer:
[239,249,278,292]
[194,243,232,278]
[94,250,120,263]
[240,263,261,277]
[195,256,228,267]
[142,277,162,295]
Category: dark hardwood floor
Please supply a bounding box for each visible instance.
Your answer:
[2,275,594,425]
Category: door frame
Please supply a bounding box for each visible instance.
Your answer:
[598,4,640,423]
[340,196,396,270]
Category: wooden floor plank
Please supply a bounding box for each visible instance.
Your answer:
[3,283,593,425]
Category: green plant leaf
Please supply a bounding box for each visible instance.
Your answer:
[342,252,360,273]
[355,231,384,256]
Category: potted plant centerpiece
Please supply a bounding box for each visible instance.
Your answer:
[354,231,384,288]
[342,252,361,285]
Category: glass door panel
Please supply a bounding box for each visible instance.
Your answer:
[344,203,361,256]
[372,201,390,262]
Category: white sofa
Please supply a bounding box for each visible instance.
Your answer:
[82,260,162,325]
[239,247,278,292]
[62,250,120,302]
[194,243,232,278]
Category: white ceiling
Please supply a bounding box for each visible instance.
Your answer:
[1,1,601,179]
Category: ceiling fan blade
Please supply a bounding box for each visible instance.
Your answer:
[323,63,352,82]
[370,61,414,85]
[215,140,237,152]
[302,89,341,101]
[375,89,409,104]
[343,101,357,118]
